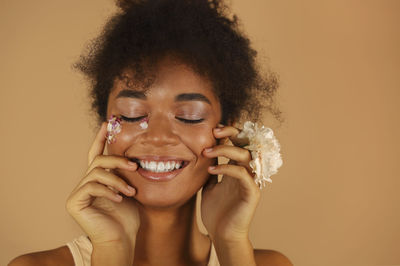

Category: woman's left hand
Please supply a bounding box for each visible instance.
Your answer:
[201,125,261,243]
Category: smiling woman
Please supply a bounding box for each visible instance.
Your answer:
[8,0,291,266]
[106,59,223,208]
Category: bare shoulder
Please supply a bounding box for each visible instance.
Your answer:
[254,249,293,266]
[8,245,74,266]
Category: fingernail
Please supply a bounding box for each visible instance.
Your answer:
[209,166,216,170]
[214,128,222,132]
[204,148,213,153]
[217,124,225,128]
[127,162,137,169]
[127,185,136,193]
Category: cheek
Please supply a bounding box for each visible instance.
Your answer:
[106,124,142,155]
[179,125,216,156]
[106,121,217,157]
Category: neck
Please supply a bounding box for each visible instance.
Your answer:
[134,193,211,265]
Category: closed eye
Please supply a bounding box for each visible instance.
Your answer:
[120,115,147,122]
[175,117,204,124]
[120,115,203,124]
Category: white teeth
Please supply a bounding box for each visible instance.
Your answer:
[139,160,184,172]
[156,163,164,172]
[149,161,157,172]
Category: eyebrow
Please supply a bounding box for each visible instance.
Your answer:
[116,90,146,99]
[175,93,211,105]
[116,90,211,105]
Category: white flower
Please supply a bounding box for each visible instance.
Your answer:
[237,121,283,189]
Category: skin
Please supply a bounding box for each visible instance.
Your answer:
[107,58,222,210]
[8,56,293,266]
[102,56,223,265]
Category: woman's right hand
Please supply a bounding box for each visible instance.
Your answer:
[66,122,140,248]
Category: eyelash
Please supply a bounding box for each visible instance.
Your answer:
[175,117,204,124]
[119,115,204,124]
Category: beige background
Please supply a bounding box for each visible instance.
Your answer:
[1,0,399,265]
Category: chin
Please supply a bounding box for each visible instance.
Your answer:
[134,184,198,210]
[115,163,210,209]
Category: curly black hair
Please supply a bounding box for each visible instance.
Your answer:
[73,0,284,126]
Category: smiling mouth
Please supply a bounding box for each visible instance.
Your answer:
[129,158,190,173]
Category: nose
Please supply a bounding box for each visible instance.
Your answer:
[138,113,180,146]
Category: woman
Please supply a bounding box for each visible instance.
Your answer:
[9,0,291,265]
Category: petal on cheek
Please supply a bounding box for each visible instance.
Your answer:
[106,115,122,144]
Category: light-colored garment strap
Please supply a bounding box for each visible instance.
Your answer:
[207,237,220,266]
[66,235,92,266]
[66,235,220,266]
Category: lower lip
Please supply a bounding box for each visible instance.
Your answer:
[137,164,187,182]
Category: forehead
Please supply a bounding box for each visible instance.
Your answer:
[110,56,217,101]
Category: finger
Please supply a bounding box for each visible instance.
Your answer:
[208,164,259,194]
[213,125,247,147]
[88,122,108,166]
[86,155,137,175]
[203,145,251,165]
[76,167,136,197]
[216,136,230,145]
[67,182,124,213]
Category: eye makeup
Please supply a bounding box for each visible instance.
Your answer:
[116,106,208,124]
[174,110,208,124]
[175,117,205,124]
[120,114,204,124]
[120,115,147,122]
[113,97,211,125]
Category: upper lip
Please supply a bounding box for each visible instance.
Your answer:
[128,155,189,162]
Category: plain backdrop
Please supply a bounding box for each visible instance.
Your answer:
[1,1,399,265]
